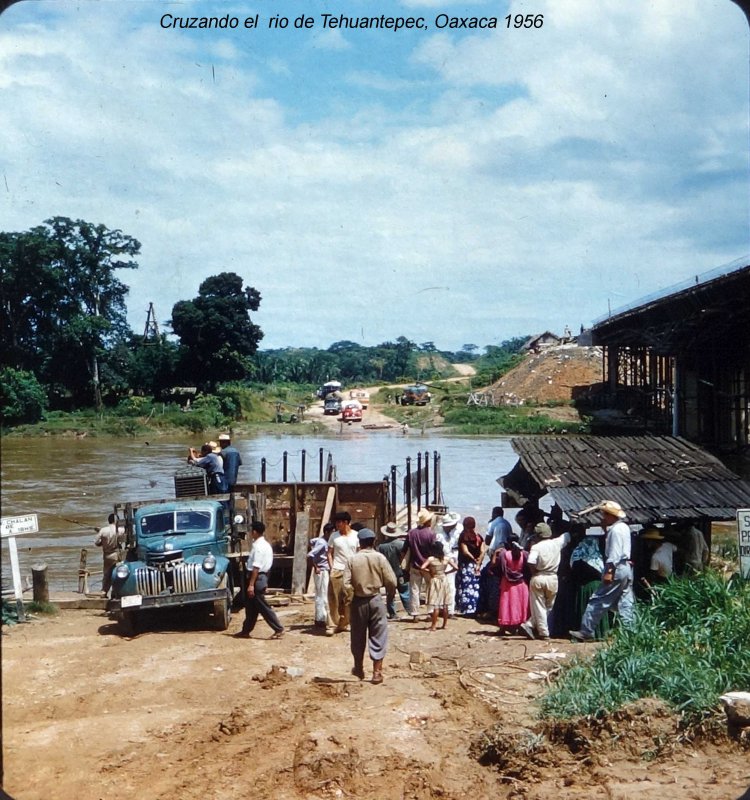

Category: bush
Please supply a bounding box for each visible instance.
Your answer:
[442,405,586,434]
[0,368,47,425]
[540,572,750,724]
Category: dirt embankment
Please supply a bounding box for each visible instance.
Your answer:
[486,345,602,406]
[3,607,748,800]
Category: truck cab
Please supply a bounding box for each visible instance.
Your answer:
[108,499,233,636]
[400,384,432,406]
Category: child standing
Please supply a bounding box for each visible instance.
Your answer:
[420,541,458,631]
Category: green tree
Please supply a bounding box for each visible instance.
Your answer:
[0,218,139,410]
[171,272,263,391]
[0,367,47,425]
[44,217,139,410]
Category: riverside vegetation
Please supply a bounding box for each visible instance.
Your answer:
[540,569,750,731]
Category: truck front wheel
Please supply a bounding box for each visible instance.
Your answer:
[212,593,231,631]
[118,609,138,637]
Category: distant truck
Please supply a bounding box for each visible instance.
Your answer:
[400,384,432,406]
[348,389,370,409]
[317,380,342,399]
[324,395,343,415]
[108,499,233,636]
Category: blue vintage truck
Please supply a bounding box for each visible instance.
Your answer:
[108,499,233,636]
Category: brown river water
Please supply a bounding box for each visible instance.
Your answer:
[1,431,520,591]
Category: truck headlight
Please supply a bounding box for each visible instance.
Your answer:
[114,563,130,580]
[202,554,217,573]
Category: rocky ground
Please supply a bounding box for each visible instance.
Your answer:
[3,604,748,800]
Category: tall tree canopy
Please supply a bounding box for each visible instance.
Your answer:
[171,272,263,390]
[0,217,139,409]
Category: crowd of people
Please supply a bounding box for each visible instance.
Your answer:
[288,500,712,682]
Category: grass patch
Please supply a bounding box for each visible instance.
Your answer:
[540,571,750,725]
[442,405,588,434]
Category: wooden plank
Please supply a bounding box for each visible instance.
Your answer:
[291,511,310,595]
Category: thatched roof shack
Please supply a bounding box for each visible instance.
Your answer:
[500,434,750,527]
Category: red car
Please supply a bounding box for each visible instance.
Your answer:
[341,401,363,422]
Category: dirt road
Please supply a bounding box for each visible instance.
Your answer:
[3,605,748,800]
[306,364,477,432]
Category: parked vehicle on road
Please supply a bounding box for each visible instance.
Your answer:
[341,400,363,422]
[348,389,370,409]
[109,499,232,636]
[400,384,432,406]
[324,395,343,415]
[317,380,342,399]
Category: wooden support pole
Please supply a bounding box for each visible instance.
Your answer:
[78,548,89,595]
[31,563,49,604]
[291,511,310,596]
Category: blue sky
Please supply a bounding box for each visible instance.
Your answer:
[1,0,748,350]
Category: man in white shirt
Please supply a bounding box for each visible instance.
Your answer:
[434,512,462,615]
[570,500,635,641]
[521,523,570,640]
[235,521,284,639]
[327,511,359,633]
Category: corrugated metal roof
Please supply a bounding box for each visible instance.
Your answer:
[501,435,750,524]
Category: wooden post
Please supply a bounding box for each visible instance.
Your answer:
[31,563,49,604]
[291,511,310,595]
[78,548,89,594]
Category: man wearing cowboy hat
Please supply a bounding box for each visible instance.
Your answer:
[435,512,462,616]
[570,500,635,641]
[217,433,242,490]
[520,522,570,640]
[377,522,411,618]
[641,527,676,582]
[402,508,436,618]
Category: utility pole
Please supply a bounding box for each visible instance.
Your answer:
[143,302,160,343]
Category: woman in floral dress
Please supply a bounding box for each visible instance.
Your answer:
[455,517,485,615]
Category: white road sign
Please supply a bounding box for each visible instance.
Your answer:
[1,514,39,538]
[738,509,750,580]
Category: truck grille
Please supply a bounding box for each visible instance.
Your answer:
[134,563,202,595]
[135,568,166,596]
[171,563,201,593]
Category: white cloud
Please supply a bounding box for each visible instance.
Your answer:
[0,0,747,350]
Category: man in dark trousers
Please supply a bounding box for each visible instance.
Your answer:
[217,433,242,490]
[234,521,285,639]
[345,528,397,684]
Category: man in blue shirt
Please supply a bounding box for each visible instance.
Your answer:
[217,433,242,490]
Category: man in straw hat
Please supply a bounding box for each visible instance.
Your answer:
[435,512,462,616]
[520,522,570,640]
[402,508,436,618]
[345,528,397,684]
[570,500,635,641]
[377,522,411,618]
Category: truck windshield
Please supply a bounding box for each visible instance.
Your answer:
[139,510,213,536]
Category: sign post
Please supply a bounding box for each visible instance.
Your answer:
[738,509,750,581]
[1,513,39,622]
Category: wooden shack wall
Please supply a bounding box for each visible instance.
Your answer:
[233,480,390,590]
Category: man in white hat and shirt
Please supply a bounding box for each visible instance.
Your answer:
[520,522,570,640]
[435,512,462,616]
[570,500,635,641]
